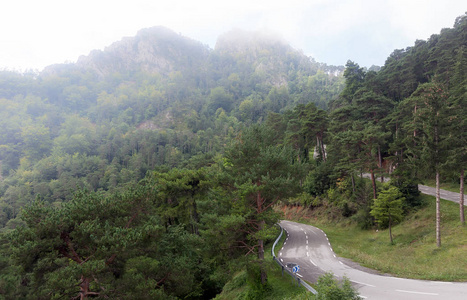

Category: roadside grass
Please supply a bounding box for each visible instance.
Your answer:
[214,228,310,300]
[278,195,467,281]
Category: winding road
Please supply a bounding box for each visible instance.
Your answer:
[361,173,466,205]
[278,220,467,299]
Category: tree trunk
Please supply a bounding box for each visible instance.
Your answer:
[320,137,326,162]
[351,174,356,195]
[436,171,441,248]
[258,231,264,260]
[461,169,465,225]
[370,170,377,199]
[378,146,384,183]
[192,198,200,235]
[388,212,393,244]
[258,219,267,285]
[80,276,91,300]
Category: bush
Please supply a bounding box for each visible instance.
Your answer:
[245,261,270,300]
[313,272,361,300]
[304,162,333,196]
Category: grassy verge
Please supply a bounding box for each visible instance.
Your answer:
[215,228,310,300]
[279,195,467,281]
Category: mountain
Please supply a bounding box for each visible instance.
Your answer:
[212,29,321,87]
[62,27,339,89]
[76,26,211,77]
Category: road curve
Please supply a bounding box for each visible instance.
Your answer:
[278,220,467,300]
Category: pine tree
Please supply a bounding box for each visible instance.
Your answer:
[450,45,467,225]
[8,184,164,299]
[370,185,405,244]
[223,124,304,285]
[403,81,453,247]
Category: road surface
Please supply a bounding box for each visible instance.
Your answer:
[278,220,467,300]
[361,173,466,206]
[418,184,466,205]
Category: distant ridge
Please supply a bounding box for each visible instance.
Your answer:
[41,26,341,90]
[76,26,210,77]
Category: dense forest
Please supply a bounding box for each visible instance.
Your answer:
[0,13,466,299]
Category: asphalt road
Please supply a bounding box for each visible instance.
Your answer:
[278,220,467,300]
[361,173,466,206]
[418,184,467,205]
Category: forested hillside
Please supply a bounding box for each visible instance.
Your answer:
[0,13,466,299]
[0,27,344,227]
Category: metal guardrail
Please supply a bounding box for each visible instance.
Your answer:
[272,225,318,294]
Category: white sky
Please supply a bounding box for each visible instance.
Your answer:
[1,0,466,71]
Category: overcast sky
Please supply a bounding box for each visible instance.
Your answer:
[1,0,466,71]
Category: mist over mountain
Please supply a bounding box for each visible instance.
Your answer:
[40,26,340,86]
[75,27,211,77]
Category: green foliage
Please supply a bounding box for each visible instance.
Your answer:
[304,161,333,196]
[222,124,305,284]
[7,185,161,298]
[389,168,421,208]
[370,184,405,243]
[312,273,361,300]
[245,261,271,299]
[371,185,404,226]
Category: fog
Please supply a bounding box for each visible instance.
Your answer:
[1,0,466,71]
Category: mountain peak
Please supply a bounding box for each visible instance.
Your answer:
[76,26,210,77]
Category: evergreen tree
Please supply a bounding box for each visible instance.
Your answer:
[449,45,467,225]
[403,81,453,247]
[370,185,405,244]
[222,124,304,285]
[8,184,164,299]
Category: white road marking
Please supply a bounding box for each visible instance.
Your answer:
[333,254,336,258]
[395,290,439,296]
[309,259,317,266]
[280,258,283,262]
[306,240,308,244]
[279,252,282,256]
[339,261,344,265]
[307,251,309,256]
[351,280,376,287]
[306,245,308,250]
[304,231,306,234]
[430,281,453,285]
